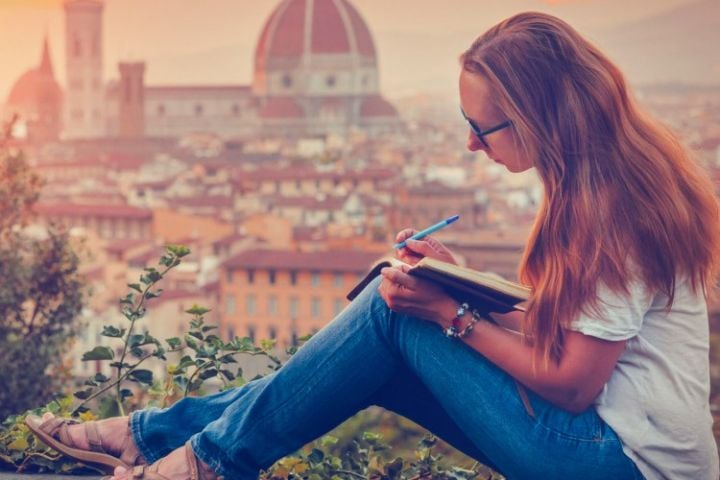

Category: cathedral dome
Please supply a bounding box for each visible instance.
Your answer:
[6,37,63,141]
[253,0,380,97]
[7,40,62,110]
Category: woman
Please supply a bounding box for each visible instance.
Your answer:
[27,12,719,480]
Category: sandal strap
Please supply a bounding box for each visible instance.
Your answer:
[119,434,143,466]
[85,421,108,454]
[40,417,80,448]
[131,464,171,480]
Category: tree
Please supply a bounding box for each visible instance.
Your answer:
[0,119,85,420]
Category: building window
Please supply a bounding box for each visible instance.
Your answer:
[311,272,320,287]
[73,36,82,58]
[231,104,240,116]
[225,295,236,315]
[326,75,336,88]
[195,104,204,116]
[333,273,343,288]
[282,74,292,88]
[289,296,299,319]
[334,298,344,316]
[245,294,256,316]
[247,325,256,343]
[157,104,166,116]
[247,269,255,284]
[268,295,278,316]
[268,269,276,285]
[311,297,321,319]
[289,270,298,286]
[226,325,235,340]
[268,325,277,340]
[226,269,233,283]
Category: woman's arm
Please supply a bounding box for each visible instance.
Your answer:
[380,267,627,414]
[459,306,625,413]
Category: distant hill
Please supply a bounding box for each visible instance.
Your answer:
[592,0,720,86]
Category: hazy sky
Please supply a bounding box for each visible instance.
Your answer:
[0,0,700,100]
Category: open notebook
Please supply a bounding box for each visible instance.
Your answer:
[347,257,531,314]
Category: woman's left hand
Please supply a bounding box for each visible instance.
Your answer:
[377,264,457,327]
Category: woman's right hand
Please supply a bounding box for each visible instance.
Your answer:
[395,228,459,266]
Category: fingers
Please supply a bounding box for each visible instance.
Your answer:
[380,266,417,290]
[395,228,418,243]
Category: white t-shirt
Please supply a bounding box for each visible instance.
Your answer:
[569,274,719,480]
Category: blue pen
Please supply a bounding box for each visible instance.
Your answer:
[393,214,460,249]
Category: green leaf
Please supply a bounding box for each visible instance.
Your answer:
[166,244,191,258]
[188,331,204,341]
[120,388,134,401]
[101,325,126,337]
[320,435,339,447]
[81,346,114,361]
[186,305,211,316]
[173,375,188,391]
[129,369,154,385]
[178,355,195,369]
[219,353,237,364]
[166,337,181,349]
[220,369,235,381]
[185,335,199,350]
[94,373,109,383]
[73,388,93,400]
[127,283,143,292]
[198,368,218,380]
[307,448,324,464]
[7,437,29,451]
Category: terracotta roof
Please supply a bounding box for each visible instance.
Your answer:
[259,97,305,119]
[223,249,383,272]
[269,195,346,210]
[105,239,148,255]
[172,195,233,209]
[360,95,398,118]
[34,203,153,220]
[145,85,251,94]
[212,233,247,248]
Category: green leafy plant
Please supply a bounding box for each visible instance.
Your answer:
[0,246,500,477]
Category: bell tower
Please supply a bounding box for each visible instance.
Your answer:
[63,0,104,139]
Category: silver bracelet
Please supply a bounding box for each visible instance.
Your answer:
[443,302,469,338]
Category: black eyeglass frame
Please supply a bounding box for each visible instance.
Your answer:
[461,108,513,148]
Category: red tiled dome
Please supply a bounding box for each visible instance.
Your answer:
[256,0,376,60]
[360,95,398,117]
[260,97,305,119]
[7,37,62,109]
[254,0,377,75]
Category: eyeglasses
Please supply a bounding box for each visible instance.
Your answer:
[461,108,512,148]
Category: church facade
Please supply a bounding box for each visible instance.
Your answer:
[4,0,401,142]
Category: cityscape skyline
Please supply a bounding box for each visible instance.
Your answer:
[1,0,717,104]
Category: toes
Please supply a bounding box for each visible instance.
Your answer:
[113,465,129,477]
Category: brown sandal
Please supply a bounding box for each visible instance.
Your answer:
[100,442,221,480]
[25,415,144,474]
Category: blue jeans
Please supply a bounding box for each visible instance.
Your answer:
[130,278,644,479]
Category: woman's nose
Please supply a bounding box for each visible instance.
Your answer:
[466,131,486,152]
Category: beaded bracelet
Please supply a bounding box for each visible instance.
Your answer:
[443,302,483,339]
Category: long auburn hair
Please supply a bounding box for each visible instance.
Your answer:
[461,12,720,365]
